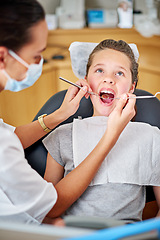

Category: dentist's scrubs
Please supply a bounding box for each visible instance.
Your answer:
[0,118,57,224]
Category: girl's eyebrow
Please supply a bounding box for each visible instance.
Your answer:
[93,63,128,72]
[93,63,105,68]
[118,66,128,72]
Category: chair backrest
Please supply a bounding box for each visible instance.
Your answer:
[25,88,160,203]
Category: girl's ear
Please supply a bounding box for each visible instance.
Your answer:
[0,47,8,69]
[129,82,136,93]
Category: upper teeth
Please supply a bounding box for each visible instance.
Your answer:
[100,90,114,94]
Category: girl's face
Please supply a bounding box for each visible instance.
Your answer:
[2,19,48,83]
[87,48,135,116]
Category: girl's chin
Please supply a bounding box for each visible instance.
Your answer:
[93,109,112,117]
[94,105,115,117]
[92,98,116,116]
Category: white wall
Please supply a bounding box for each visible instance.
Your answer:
[37,0,147,14]
[37,0,60,14]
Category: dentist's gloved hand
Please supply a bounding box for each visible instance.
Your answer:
[58,79,92,120]
[107,93,136,138]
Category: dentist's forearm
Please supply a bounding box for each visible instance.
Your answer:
[15,109,66,149]
[15,86,88,149]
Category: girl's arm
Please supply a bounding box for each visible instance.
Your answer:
[153,186,160,217]
[15,80,90,149]
[46,94,136,218]
[44,153,64,185]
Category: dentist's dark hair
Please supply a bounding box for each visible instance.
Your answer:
[0,0,45,52]
[86,39,139,88]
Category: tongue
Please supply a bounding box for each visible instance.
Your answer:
[101,93,114,104]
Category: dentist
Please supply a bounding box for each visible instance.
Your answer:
[0,0,136,225]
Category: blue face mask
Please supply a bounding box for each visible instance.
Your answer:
[3,50,43,92]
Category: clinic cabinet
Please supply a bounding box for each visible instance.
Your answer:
[0,28,159,126]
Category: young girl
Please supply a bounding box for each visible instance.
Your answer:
[43,39,160,222]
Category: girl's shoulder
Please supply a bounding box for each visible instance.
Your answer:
[130,121,159,131]
[128,121,160,139]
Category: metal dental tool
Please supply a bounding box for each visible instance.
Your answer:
[130,92,160,99]
[59,77,160,100]
[59,77,99,97]
[114,92,160,100]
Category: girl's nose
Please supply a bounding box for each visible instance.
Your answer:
[103,77,115,85]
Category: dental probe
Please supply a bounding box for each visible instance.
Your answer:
[59,77,100,97]
[114,92,160,100]
[60,77,160,100]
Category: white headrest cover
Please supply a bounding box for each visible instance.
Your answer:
[69,41,139,79]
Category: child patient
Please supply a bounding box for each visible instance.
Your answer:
[43,39,160,222]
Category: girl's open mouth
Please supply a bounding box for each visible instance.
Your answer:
[99,90,115,104]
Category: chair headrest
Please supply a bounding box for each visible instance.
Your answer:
[69,41,139,79]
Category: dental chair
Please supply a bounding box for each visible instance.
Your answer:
[25,41,160,221]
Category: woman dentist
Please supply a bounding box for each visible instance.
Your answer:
[0,0,136,225]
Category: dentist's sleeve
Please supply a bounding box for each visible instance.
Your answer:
[0,126,57,224]
[0,118,16,132]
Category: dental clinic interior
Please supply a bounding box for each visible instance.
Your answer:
[0,0,159,127]
[0,0,160,239]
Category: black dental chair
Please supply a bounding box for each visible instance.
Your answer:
[25,88,160,220]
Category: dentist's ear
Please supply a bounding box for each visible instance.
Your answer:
[129,82,136,93]
[0,47,8,69]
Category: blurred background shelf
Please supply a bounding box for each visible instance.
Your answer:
[0,28,159,126]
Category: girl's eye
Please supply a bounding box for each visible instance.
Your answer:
[96,68,103,73]
[116,71,124,76]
